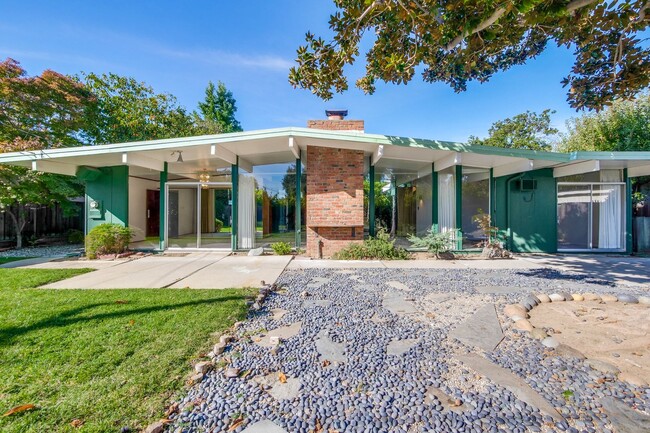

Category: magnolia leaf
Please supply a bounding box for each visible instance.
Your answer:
[2,404,36,417]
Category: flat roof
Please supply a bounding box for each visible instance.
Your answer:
[1,127,649,180]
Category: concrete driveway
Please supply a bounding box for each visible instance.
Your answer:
[39,253,293,289]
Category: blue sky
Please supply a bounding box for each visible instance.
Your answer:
[2,1,581,142]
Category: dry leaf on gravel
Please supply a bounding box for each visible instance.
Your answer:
[228,417,244,431]
[279,372,287,383]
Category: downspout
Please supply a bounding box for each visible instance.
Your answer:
[505,173,525,252]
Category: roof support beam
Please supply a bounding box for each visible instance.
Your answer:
[289,136,300,159]
[553,160,599,178]
[371,145,384,166]
[211,144,252,173]
[31,160,78,176]
[121,152,165,172]
[434,152,461,172]
[627,164,650,177]
[493,159,534,178]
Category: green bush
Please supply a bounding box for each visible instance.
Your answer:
[271,241,292,255]
[214,218,224,233]
[407,226,454,258]
[66,229,84,244]
[85,223,133,259]
[333,230,410,260]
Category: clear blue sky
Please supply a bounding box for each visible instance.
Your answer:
[1,1,581,142]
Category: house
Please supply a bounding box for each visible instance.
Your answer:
[1,110,649,257]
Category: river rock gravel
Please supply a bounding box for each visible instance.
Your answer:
[168,268,649,433]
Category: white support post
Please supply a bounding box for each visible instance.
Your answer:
[553,160,600,178]
[492,159,534,178]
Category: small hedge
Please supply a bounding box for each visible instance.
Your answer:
[85,223,133,259]
[271,241,292,255]
[214,218,224,233]
[333,230,410,260]
[66,229,84,244]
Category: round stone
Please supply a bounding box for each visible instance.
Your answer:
[513,319,534,332]
[617,294,638,304]
[583,293,601,301]
[504,304,528,318]
[511,314,527,322]
[558,292,572,301]
[541,336,559,348]
[638,296,650,305]
[601,294,618,303]
[571,294,584,301]
[549,293,565,302]
[618,372,649,387]
[585,359,621,375]
[530,328,547,340]
[535,294,551,303]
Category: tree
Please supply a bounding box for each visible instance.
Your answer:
[289,1,650,111]
[81,72,209,144]
[468,109,559,150]
[560,92,650,152]
[195,81,242,133]
[0,58,91,247]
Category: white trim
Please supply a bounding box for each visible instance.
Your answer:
[31,160,78,176]
[553,160,600,178]
[492,159,534,178]
[434,153,461,172]
[289,136,300,159]
[371,145,384,166]
[628,164,650,177]
[121,152,165,171]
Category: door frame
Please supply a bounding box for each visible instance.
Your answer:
[165,181,233,251]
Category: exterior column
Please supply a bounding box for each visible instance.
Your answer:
[624,168,633,254]
[159,162,167,251]
[455,165,463,250]
[489,168,495,241]
[431,162,438,232]
[231,159,239,251]
[295,158,302,248]
[369,161,376,237]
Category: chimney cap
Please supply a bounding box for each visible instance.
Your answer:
[325,109,348,120]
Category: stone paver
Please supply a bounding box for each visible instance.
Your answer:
[386,338,420,356]
[315,329,347,363]
[382,292,418,316]
[386,280,411,291]
[241,420,288,433]
[448,303,504,352]
[253,373,302,400]
[253,322,302,348]
[456,353,563,422]
[601,397,650,433]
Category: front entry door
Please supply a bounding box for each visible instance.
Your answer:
[146,190,160,237]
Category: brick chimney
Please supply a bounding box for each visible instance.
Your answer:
[307,110,364,132]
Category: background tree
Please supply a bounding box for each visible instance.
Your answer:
[560,93,650,152]
[81,72,209,144]
[0,58,91,247]
[468,109,559,150]
[289,0,650,111]
[195,81,242,133]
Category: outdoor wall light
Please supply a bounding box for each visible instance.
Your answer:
[199,171,210,189]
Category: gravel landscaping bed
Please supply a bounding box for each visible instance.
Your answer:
[0,244,83,258]
[168,268,649,433]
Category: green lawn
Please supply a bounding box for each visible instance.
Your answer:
[0,268,251,433]
[0,257,36,265]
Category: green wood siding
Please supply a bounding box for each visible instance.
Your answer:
[84,166,129,233]
[493,168,557,253]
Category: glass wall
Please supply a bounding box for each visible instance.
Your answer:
[250,163,305,247]
[461,167,490,249]
[557,182,625,251]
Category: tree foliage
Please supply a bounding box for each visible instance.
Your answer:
[0,59,88,247]
[289,0,650,110]
[196,81,242,133]
[468,109,559,150]
[560,92,650,151]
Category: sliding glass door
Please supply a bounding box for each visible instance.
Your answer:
[557,182,625,251]
[166,182,232,249]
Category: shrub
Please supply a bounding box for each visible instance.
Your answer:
[214,218,224,233]
[271,241,292,255]
[66,229,84,244]
[333,229,410,260]
[85,223,133,259]
[407,227,455,258]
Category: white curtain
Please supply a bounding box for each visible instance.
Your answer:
[438,172,455,233]
[598,170,623,249]
[238,174,256,249]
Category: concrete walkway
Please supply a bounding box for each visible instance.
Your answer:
[41,253,292,289]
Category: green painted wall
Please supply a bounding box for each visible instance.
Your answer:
[493,168,557,253]
[84,165,129,233]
